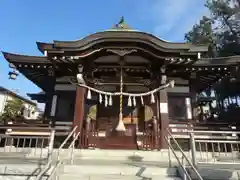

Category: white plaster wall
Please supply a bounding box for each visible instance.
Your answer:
[6,95,13,101]
[0,92,39,119]
[23,103,38,119]
[0,92,7,115]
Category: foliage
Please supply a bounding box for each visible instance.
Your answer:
[185,0,240,121]
[185,0,240,57]
[185,16,216,57]
[1,98,24,120]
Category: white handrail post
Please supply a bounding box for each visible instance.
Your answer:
[168,137,172,167]
[190,132,197,167]
[70,131,76,164]
[48,128,55,161]
[182,155,187,180]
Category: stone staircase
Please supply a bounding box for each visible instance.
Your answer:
[59,163,180,180]
[50,149,240,180]
[54,149,181,180]
[57,160,180,180]
[1,148,240,179]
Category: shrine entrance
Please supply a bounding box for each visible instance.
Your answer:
[83,97,137,149]
[82,96,158,150]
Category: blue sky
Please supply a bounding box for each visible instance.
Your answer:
[0,0,207,109]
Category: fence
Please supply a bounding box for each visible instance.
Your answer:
[168,122,240,165]
[0,125,55,162]
[189,131,240,165]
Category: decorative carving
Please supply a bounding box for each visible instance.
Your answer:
[138,79,152,85]
[78,65,84,73]
[48,69,55,76]
[160,66,167,84]
[87,78,104,85]
[190,72,197,79]
[107,49,137,56]
[160,66,166,73]
[161,75,167,84]
[92,78,104,85]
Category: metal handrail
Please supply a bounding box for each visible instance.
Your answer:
[68,131,80,164]
[57,126,78,161]
[58,126,78,149]
[67,131,80,149]
[35,159,52,180]
[165,137,193,180]
[47,161,62,180]
[167,128,203,180]
[188,130,240,134]
[47,126,79,179]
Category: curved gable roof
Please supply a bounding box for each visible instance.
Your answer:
[37,31,208,54]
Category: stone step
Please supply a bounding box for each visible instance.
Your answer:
[68,158,173,167]
[0,152,26,158]
[0,176,48,180]
[0,164,52,176]
[58,174,181,180]
[66,149,178,162]
[62,164,178,177]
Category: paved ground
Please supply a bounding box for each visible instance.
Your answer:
[0,154,239,170]
[198,163,240,170]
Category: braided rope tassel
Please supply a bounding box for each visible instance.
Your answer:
[116,68,126,131]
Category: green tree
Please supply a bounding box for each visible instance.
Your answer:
[2,99,24,120]
[185,16,216,57]
[185,0,240,122]
[185,0,240,56]
[185,16,213,44]
[206,0,240,56]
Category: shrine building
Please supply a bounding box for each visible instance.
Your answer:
[2,18,240,150]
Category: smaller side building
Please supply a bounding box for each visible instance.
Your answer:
[0,86,39,119]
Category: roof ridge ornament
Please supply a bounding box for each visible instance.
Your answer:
[106,16,137,32]
[116,16,125,28]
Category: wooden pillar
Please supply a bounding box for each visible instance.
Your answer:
[190,76,199,122]
[43,97,51,118]
[159,89,169,149]
[73,87,86,135]
[153,116,159,149]
[48,94,58,126]
[50,95,58,117]
[43,94,54,117]
[185,97,193,120]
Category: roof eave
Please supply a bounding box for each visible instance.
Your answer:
[36,42,54,54]
[1,52,51,64]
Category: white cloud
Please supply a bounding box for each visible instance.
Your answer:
[141,0,208,41]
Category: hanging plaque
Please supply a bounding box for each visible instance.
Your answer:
[160,103,168,113]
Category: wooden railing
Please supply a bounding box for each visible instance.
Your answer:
[0,119,73,136]
[169,121,240,139]
[1,119,239,151]
[0,125,55,163]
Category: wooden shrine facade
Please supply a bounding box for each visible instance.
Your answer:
[2,19,240,150]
